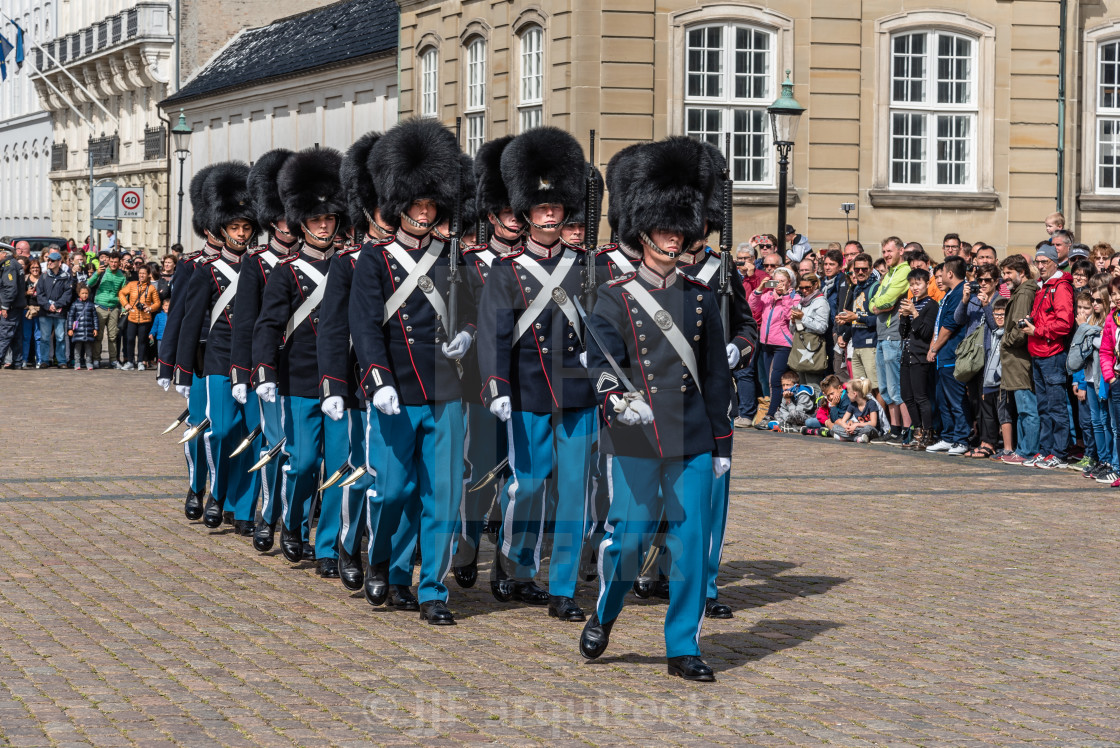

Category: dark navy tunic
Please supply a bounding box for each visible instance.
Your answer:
[229,238,298,387]
[173,248,246,385]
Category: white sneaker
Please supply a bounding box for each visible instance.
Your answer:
[121,362,134,370]
[137,363,146,371]
[925,440,953,452]
[947,442,969,456]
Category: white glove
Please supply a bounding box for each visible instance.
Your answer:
[489,395,511,422]
[175,384,191,400]
[256,382,277,403]
[157,377,171,391]
[616,406,641,426]
[579,351,588,368]
[713,457,731,478]
[373,386,400,415]
[630,400,654,425]
[441,331,473,359]
[725,343,741,368]
[321,395,344,421]
[231,383,248,405]
[611,394,654,426]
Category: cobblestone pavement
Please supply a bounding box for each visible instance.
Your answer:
[1,369,1118,746]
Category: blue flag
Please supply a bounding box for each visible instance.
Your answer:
[11,20,24,68]
[0,32,13,82]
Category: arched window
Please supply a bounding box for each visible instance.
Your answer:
[518,26,543,131]
[420,47,439,119]
[464,37,487,155]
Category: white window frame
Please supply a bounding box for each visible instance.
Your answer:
[682,22,776,187]
[1082,22,1120,201]
[872,11,996,204]
[518,25,543,132]
[419,47,439,119]
[464,37,487,155]
[887,29,978,191]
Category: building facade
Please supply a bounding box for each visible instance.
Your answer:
[0,0,56,238]
[397,0,1120,257]
[160,0,399,246]
[32,0,174,256]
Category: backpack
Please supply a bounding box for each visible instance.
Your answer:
[953,325,986,382]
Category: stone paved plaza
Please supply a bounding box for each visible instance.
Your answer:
[1,370,1118,746]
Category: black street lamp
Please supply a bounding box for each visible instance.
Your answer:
[767,72,805,260]
[171,109,193,246]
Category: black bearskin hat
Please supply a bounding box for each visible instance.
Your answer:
[473,135,515,222]
[248,149,294,231]
[203,161,260,239]
[369,118,460,225]
[604,143,646,237]
[500,127,585,220]
[621,137,716,251]
[700,141,728,236]
[564,163,604,228]
[278,146,347,230]
[341,132,381,236]
[457,153,478,232]
[188,164,219,239]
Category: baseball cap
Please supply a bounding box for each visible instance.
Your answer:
[47,251,62,261]
[1067,244,1090,260]
[1035,244,1059,263]
[785,224,796,235]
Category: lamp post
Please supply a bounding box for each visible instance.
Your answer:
[767,72,805,260]
[171,109,192,246]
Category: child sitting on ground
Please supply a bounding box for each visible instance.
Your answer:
[803,374,849,436]
[832,377,882,442]
[769,370,818,432]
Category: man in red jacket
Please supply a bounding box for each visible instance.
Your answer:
[1020,244,1075,469]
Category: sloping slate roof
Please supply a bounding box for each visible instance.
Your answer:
[163,0,398,106]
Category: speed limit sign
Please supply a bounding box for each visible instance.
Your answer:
[118,188,144,218]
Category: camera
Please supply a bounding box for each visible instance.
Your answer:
[762,280,778,288]
[1017,317,1032,329]
[968,281,980,293]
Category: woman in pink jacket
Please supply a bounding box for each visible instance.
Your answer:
[749,266,801,421]
[1098,276,1120,481]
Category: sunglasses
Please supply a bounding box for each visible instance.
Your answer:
[852,266,870,273]
[757,243,773,248]
[797,285,814,292]
[1093,298,1107,303]
[763,263,779,269]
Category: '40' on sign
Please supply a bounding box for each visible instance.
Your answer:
[119,188,144,218]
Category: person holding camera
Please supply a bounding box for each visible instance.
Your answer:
[117,263,160,371]
[748,264,800,423]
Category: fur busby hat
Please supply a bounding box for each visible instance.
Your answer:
[621,137,716,251]
[188,164,219,239]
[341,132,381,236]
[457,153,478,231]
[700,141,728,236]
[604,143,646,238]
[473,135,515,222]
[564,163,604,228]
[248,149,294,231]
[203,161,260,239]
[278,146,347,231]
[500,127,586,221]
[369,118,460,225]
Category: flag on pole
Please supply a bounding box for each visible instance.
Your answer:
[0,31,13,82]
[11,20,24,69]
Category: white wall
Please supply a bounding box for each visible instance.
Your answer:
[170,56,398,246]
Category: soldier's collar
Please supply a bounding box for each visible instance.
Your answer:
[204,240,222,256]
[220,248,244,264]
[677,247,704,265]
[395,227,432,251]
[490,234,520,256]
[525,236,561,259]
[270,235,299,255]
[300,245,335,262]
[616,241,641,261]
[637,262,678,289]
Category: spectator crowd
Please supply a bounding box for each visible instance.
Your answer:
[0,240,179,372]
[735,216,1120,486]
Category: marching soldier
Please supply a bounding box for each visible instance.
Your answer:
[252,146,353,579]
[320,132,413,596]
[157,165,223,522]
[476,127,596,621]
[173,162,263,534]
[579,136,733,682]
[350,118,472,625]
[452,136,523,589]
[229,149,300,552]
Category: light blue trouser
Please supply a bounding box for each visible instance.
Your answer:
[333,407,376,560]
[365,401,464,604]
[278,395,347,559]
[185,378,209,496]
[359,407,420,586]
[596,453,714,659]
[256,394,286,526]
[453,401,507,566]
[203,375,261,521]
[501,408,595,597]
[656,470,730,600]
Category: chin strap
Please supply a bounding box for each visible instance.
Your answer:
[401,212,435,232]
[524,213,561,232]
[221,228,253,251]
[363,209,394,238]
[640,231,680,260]
[301,218,339,248]
[489,212,526,240]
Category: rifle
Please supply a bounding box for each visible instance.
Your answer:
[582,129,599,310]
[718,132,734,345]
[447,117,464,343]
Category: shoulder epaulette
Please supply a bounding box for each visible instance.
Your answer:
[463,243,489,255]
[680,271,711,290]
[196,254,220,266]
[249,245,271,257]
[278,253,300,265]
[339,245,363,257]
[608,271,637,287]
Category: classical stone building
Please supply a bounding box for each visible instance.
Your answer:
[159,0,399,247]
[0,0,56,238]
[33,0,174,255]
[398,0,1120,257]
